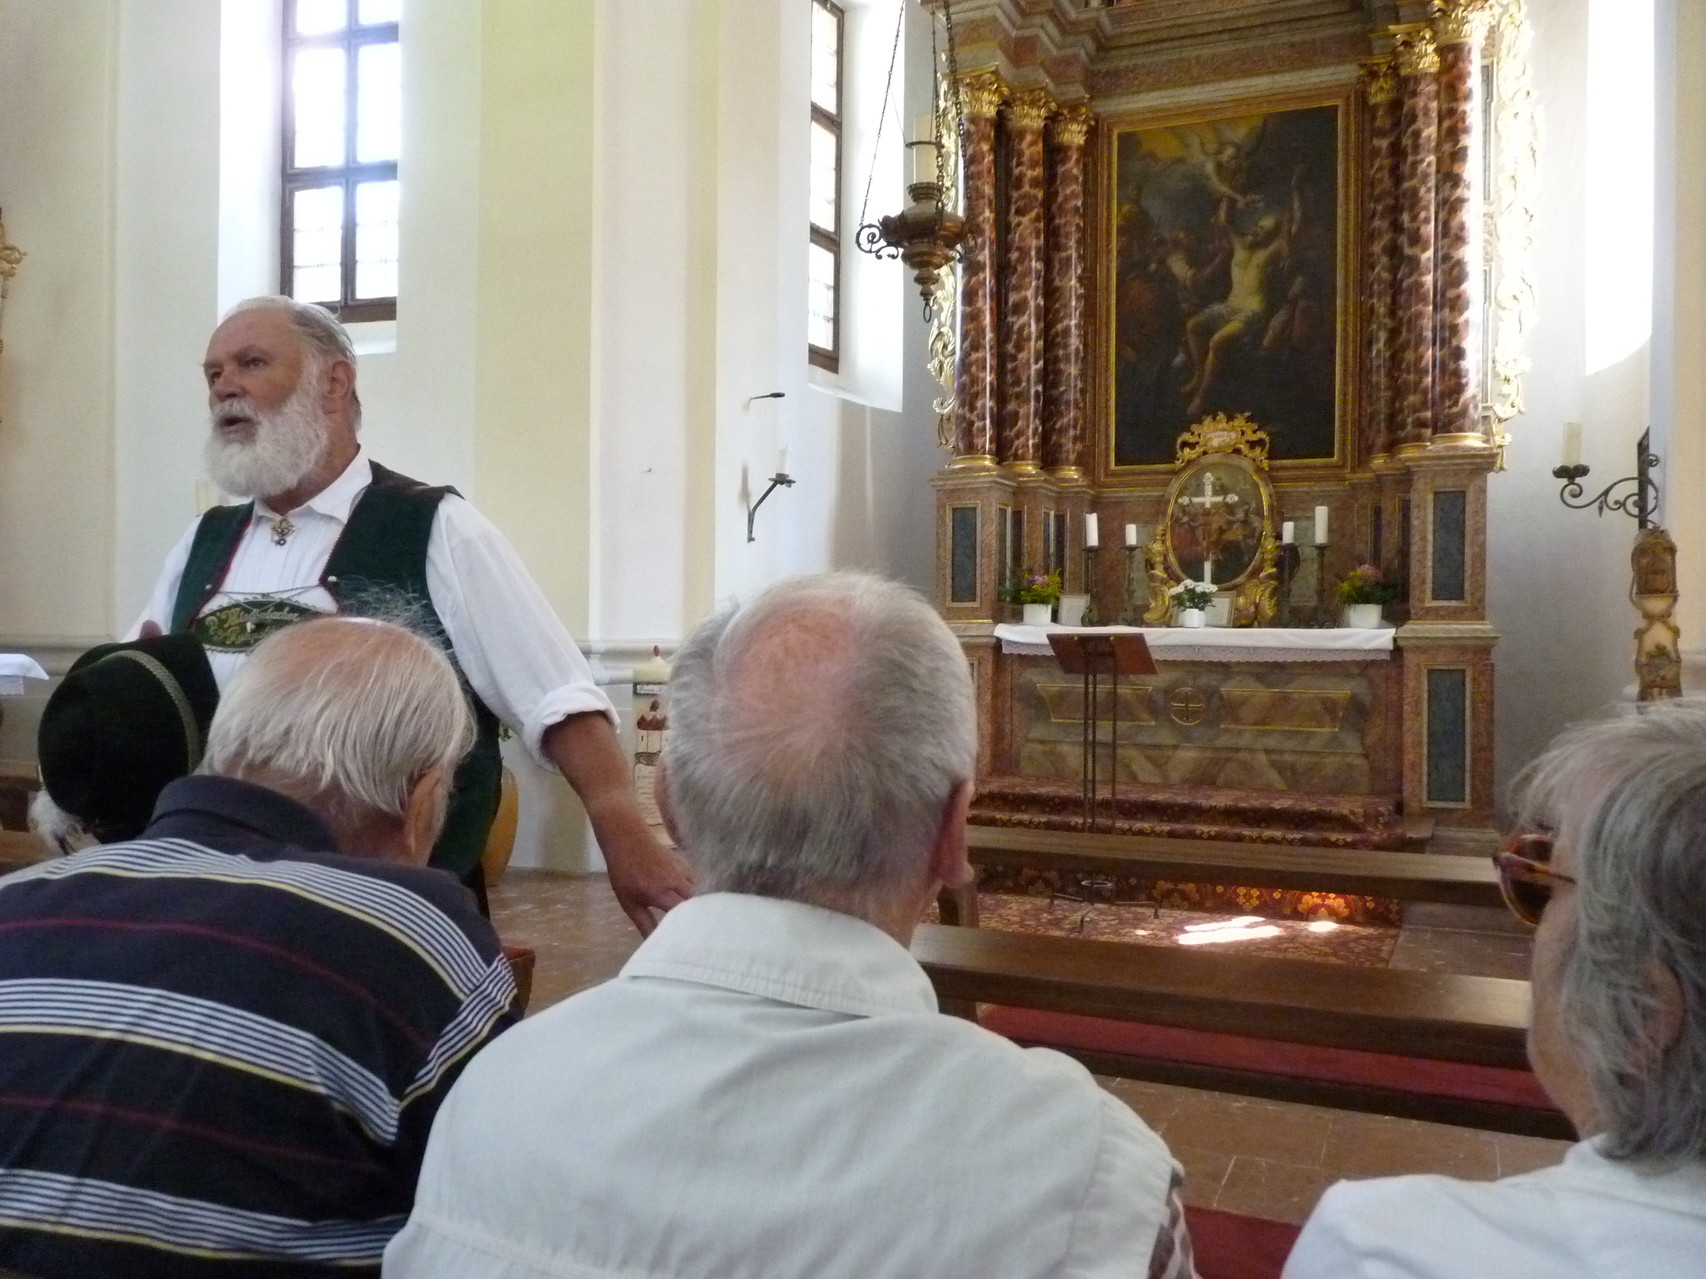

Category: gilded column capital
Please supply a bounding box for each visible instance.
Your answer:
[959,71,1008,120]
[1360,55,1398,104]
[1004,87,1055,131]
[1048,102,1095,147]
[1391,23,1441,75]
[1431,0,1494,45]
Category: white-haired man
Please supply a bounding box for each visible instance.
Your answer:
[1285,699,1706,1279]
[0,617,518,1277]
[387,572,1193,1279]
[132,296,690,929]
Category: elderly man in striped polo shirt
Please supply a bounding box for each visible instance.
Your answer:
[0,616,517,1278]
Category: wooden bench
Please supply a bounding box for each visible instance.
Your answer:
[912,922,1572,1139]
[953,824,1504,926]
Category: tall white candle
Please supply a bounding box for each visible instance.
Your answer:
[1281,520,1295,545]
[777,447,789,476]
[1313,505,1330,546]
[1084,513,1099,548]
[1124,523,1138,547]
[1562,421,1583,468]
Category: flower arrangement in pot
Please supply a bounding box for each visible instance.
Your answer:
[1335,564,1400,628]
[1002,570,1063,626]
[1169,580,1216,628]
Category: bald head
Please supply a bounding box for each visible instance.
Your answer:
[663,573,976,922]
[201,617,474,859]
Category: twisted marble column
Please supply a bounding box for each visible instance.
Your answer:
[1432,0,1492,441]
[1393,25,1441,450]
[1043,103,1093,481]
[998,88,1053,474]
[951,72,1005,466]
[1362,57,1401,461]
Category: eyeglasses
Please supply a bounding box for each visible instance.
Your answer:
[1493,831,1577,927]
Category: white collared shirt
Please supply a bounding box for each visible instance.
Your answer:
[386,892,1180,1279]
[1284,1138,1706,1279]
[133,451,614,766]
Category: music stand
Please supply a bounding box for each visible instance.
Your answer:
[1047,632,1157,833]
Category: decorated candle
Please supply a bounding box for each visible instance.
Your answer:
[1313,505,1330,546]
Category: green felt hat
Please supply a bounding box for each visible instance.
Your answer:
[38,634,219,843]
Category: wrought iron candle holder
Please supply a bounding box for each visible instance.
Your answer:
[1311,544,1331,626]
[1553,429,1661,528]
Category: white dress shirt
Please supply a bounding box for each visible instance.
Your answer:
[1284,1139,1706,1279]
[386,892,1181,1279]
[133,452,614,766]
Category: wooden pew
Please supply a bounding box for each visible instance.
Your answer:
[912,922,1572,1139]
[963,823,1504,917]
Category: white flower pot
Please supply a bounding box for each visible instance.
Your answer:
[1022,602,1054,626]
[1341,603,1384,628]
[1176,607,1206,629]
[1056,594,1090,627]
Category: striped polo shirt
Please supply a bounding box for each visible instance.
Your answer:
[0,776,517,1278]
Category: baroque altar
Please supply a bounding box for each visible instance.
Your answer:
[928,0,1528,845]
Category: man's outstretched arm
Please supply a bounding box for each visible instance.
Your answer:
[543,711,694,936]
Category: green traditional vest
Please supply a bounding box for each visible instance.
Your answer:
[170,462,502,880]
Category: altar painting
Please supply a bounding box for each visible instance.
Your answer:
[1110,102,1342,468]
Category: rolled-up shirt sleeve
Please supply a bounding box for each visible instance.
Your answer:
[425,496,618,769]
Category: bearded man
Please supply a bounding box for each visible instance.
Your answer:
[131,296,691,931]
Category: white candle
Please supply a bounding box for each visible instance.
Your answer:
[1313,505,1330,546]
[910,114,939,186]
[1281,520,1295,545]
[1124,523,1138,548]
[777,447,789,477]
[1084,513,1099,548]
[1562,421,1583,468]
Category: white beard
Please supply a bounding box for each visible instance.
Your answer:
[204,368,330,500]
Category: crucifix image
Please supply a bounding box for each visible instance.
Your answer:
[1175,467,1255,587]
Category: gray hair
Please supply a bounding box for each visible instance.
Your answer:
[663,572,976,921]
[200,617,473,843]
[225,295,362,428]
[1511,697,1706,1164]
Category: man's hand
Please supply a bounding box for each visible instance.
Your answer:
[542,712,694,937]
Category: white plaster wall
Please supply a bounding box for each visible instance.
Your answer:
[112,0,224,632]
[1488,0,1655,794]
[0,0,119,643]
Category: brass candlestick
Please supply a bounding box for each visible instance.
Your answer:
[1120,545,1143,625]
[1081,547,1101,626]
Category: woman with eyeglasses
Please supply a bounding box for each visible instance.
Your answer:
[1285,698,1706,1278]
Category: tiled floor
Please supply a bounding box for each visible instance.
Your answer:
[488,871,1571,1227]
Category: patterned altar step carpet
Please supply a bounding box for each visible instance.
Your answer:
[937,892,1402,966]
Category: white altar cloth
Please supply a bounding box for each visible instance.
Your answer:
[991,624,1395,663]
[0,655,49,697]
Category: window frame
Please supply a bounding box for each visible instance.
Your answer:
[808,0,844,373]
[279,0,400,323]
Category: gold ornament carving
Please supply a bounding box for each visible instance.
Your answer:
[1049,102,1095,147]
[1004,87,1055,131]
[1360,55,1398,104]
[960,72,1007,120]
[1484,0,1536,433]
[1173,413,1271,467]
[1431,0,1495,45]
[1391,24,1441,75]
